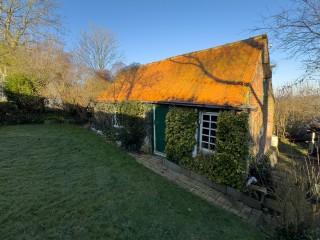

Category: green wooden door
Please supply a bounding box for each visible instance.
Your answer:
[154,105,169,155]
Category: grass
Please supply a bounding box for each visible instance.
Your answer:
[277,138,309,171]
[0,124,262,239]
[278,138,308,157]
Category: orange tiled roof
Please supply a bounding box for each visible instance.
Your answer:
[98,35,269,107]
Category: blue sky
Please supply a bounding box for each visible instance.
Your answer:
[58,0,304,88]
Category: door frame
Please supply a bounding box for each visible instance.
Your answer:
[153,105,167,157]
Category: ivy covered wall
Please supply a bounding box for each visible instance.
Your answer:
[93,100,152,152]
[212,111,250,189]
[94,102,251,190]
[165,107,251,190]
[165,107,198,166]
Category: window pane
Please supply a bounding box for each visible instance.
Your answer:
[200,112,219,152]
[211,115,218,122]
[211,122,217,129]
[203,121,209,128]
[202,128,209,135]
[203,114,209,121]
[202,142,208,149]
[202,135,209,142]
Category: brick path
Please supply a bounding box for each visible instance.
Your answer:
[130,153,278,235]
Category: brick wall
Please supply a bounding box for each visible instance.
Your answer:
[248,51,274,157]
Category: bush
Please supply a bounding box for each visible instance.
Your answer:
[62,103,92,124]
[165,109,251,190]
[213,111,251,189]
[165,107,197,165]
[0,110,45,124]
[117,101,151,152]
[0,101,44,125]
[275,224,320,240]
[249,155,274,191]
[273,152,320,239]
[191,151,216,177]
[93,102,117,140]
[93,101,151,152]
[4,74,44,112]
[0,108,72,126]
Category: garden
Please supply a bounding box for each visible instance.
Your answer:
[0,124,262,239]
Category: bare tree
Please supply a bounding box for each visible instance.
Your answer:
[255,0,320,78]
[43,49,109,119]
[74,25,124,73]
[0,0,63,49]
[110,61,126,77]
[274,82,320,138]
[0,34,111,119]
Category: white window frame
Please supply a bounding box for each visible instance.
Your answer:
[112,105,123,128]
[199,112,218,152]
[113,111,120,128]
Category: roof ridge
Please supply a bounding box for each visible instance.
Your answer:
[141,34,268,67]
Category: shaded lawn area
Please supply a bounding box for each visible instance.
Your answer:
[0,124,262,239]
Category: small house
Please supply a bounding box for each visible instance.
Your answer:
[97,34,274,158]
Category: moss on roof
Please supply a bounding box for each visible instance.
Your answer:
[98,35,269,107]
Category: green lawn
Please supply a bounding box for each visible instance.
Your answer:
[277,138,309,171]
[0,124,262,239]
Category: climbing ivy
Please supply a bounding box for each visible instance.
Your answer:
[93,102,118,141]
[117,101,151,152]
[213,111,250,189]
[191,111,250,190]
[165,107,198,166]
[93,100,151,152]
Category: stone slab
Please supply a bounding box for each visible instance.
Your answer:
[212,183,227,194]
[164,159,180,173]
[227,186,242,201]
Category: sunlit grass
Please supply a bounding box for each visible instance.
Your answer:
[0,124,262,239]
[278,138,308,156]
[277,138,309,172]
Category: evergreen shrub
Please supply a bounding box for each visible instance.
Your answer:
[165,107,197,165]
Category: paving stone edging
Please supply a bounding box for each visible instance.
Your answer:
[131,153,280,236]
[164,159,265,210]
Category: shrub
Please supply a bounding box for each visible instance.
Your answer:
[117,101,151,152]
[249,155,274,192]
[93,101,151,152]
[275,224,320,240]
[93,102,117,140]
[273,151,320,239]
[213,111,251,189]
[0,110,45,124]
[165,107,197,165]
[192,151,216,177]
[4,74,44,112]
[165,109,251,190]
